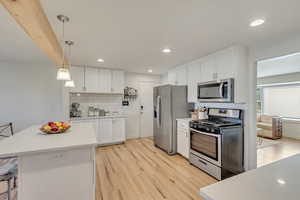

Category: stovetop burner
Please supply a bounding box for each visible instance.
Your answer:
[192,119,241,127]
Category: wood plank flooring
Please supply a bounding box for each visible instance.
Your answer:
[95,137,217,200]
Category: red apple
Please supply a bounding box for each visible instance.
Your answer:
[48,122,56,127]
[51,127,58,132]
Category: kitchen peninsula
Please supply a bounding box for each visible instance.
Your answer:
[0,123,97,200]
[200,153,300,200]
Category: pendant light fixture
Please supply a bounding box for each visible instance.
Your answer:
[64,40,75,87]
[56,15,71,81]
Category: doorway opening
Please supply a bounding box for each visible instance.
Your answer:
[256,52,300,167]
[139,81,159,138]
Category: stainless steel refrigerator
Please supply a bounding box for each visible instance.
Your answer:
[153,85,189,155]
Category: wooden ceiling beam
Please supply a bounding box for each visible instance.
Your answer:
[0,0,68,66]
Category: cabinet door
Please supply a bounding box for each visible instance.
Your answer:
[177,128,184,156]
[98,119,113,144]
[176,66,187,85]
[187,62,201,102]
[215,48,235,80]
[70,67,85,93]
[200,56,217,82]
[111,70,125,94]
[112,118,125,143]
[98,69,112,93]
[182,128,190,159]
[85,67,98,93]
[167,70,177,85]
[177,122,190,159]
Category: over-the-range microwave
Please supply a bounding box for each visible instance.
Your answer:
[197,78,234,103]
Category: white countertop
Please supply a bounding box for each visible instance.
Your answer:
[0,123,97,157]
[70,115,128,121]
[200,154,300,200]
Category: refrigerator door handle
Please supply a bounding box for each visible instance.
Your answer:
[157,96,161,128]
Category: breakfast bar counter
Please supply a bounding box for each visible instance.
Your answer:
[0,123,97,200]
[200,153,300,200]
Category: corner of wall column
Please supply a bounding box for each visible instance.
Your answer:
[245,51,258,170]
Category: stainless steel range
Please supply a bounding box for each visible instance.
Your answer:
[189,108,244,180]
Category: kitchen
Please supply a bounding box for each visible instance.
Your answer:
[1,0,300,200]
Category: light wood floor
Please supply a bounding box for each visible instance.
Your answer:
[95,137,217,200]
[257,137,300,167]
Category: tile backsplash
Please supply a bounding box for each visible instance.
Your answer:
[70,93,123,117]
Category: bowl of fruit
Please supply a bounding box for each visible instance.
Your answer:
[40,122,71,134]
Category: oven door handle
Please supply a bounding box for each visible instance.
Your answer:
[190,128,221,138]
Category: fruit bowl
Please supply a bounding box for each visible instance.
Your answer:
[40,122,71,134]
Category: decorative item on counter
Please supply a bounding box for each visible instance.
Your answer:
[191,111,199,121]
[70,102,82,118]
[198,106,208,120]
[40,122,71,134]
[191,106,208,120]
[88,106,107,117]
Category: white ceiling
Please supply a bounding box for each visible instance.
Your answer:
[1,0,300,74]
[258,52,300,78]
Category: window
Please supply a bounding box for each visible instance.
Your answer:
[263,85,300,118]
[256,88,262,114]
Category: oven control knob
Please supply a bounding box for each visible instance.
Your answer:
[211,129,215,133]
[206,128,210,132]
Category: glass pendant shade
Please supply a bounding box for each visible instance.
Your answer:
[64,80,75,87]
[56,67,71,81]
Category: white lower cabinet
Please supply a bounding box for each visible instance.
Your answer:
[112,118,125,143]
[71,118,126,146]
[177,119,191,159]
[98,118,126,145]
[98,119,113,144]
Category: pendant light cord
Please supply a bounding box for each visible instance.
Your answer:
[61,19,66,68]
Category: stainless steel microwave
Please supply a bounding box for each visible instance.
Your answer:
[197,78,234,102]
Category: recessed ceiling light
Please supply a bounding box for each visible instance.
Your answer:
[277,179,286,185]
[97,58,104,63]
[250,19,265,27]
[162,48,171,53]
[148,69,153,73]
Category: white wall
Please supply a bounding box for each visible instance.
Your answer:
[0,62,64,132]
[123,72,161,139]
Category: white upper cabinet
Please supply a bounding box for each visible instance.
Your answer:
[184,45,248,103]
[98,69,112,93]
[187,61,201,102]
[215,47,236,80]
[200,55,217,82]
[167,66,187,85]
[70,67,85,93]
[85,67,98,93]
[70,67,124,94]
[111,70,125,94]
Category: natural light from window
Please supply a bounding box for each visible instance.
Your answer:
[263,85,300,118]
